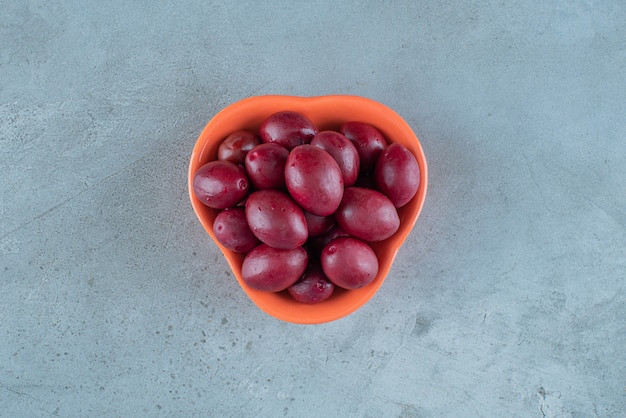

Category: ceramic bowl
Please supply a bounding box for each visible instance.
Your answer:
[188,95,427,324]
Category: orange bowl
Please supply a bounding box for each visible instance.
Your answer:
[188,95,428,324]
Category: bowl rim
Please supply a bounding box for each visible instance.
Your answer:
[188,94,428,324]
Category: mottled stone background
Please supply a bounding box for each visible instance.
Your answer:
[1,1,624,416]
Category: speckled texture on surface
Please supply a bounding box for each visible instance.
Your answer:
[1,1,625,417]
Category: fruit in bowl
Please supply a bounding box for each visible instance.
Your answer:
[188,95,427,324]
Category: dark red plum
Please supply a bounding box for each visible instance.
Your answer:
[310,130,360,187]
[335,187,399,242]
[287,264,335,304]
[213,207,259,253]
[245,189,308,250]
[375,143,420,208]
[285,144,344,216]
[340,122,388,173]
[321,237,378,290]
[259,111,318,150]
[217,130,261,165]
[193,160,249,209]
[242,244,308,292]
[245,143,289,190]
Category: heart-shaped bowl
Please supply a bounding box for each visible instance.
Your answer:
[188,95,427,324]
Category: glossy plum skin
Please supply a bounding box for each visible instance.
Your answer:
[287,264,335,304]
[310,131,360,187]
[285,144,344,216]
[193,106,423,308]
[375,143,420,208]
[259,111,319,150]
[244,143,289,190]
[193,160,249,209]
[340,122,388,173]
[245,189,308,250]
[321,237,379,289]
[335,187,400,242]
[241,244,308,292]
[217,130,261,165]
[213,207,259,253]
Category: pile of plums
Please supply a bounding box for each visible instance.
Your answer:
[193,110,420,304]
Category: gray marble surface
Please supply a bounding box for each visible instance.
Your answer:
[1,1,624,417]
